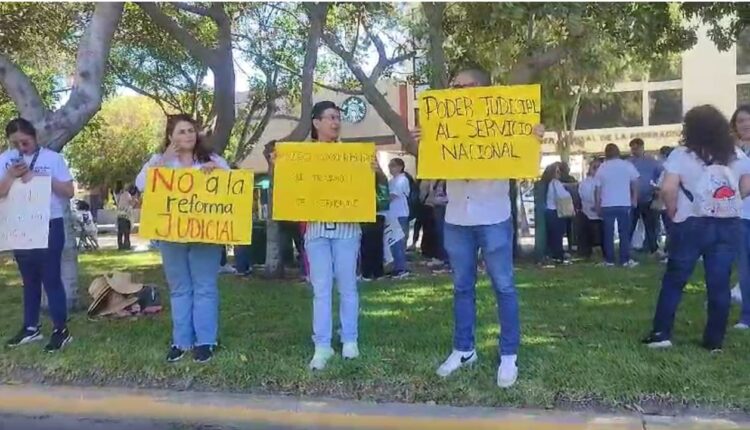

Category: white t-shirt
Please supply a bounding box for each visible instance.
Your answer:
[445,180,510,226]
[135,153,229,192]
[388,174,410,219]
[546,179,571,211]
[595,158,640,208]
[0,147,73,219]
[665,146,750,223]
[578,176,600,220]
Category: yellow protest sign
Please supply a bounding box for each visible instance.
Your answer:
[272,142,376,222]
[417,84,541,179]
[140,168,254,244]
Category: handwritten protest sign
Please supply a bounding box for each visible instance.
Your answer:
[140,168,254,244]
[417,84,541,179]
[0,176,51,251]
[272,142,376,222]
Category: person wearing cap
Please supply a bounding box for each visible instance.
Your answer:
[1,118,75,352]
[408,68,545,389]
[269,101,364,371]
[135,114,229,364]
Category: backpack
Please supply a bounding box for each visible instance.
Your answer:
[404,172,421,220]
[681,163,742,218]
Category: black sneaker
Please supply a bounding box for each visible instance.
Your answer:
[166,346,186,363]
[44,328,72,352]
[6,326,43,348]
[193,345,214,363]
[642,332,672,349]
[701,341,723,354]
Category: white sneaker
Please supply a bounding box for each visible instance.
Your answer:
[308,347,334,370]
[342,342,359,359]
[218,264,237,274]
[497,356,518,388]
[623,260,640,268]
[426,258,443,268]
[734,322,750,330]
[436,350,477,378]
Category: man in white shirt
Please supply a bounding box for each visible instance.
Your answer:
[595,143,640,267]
[407,68,544,389]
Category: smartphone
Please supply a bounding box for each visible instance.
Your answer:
[10,156,23,165]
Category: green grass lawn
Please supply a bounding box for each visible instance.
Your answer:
[0,250,749,414]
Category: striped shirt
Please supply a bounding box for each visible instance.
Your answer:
[304,222,361,241]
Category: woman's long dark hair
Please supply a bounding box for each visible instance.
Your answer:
[163,114,212,163]
[730,104,750,138]
[541,162,559,185]
[682,105,736,166]
[5,118,37,139]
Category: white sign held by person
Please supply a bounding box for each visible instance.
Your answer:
[0,176,51,251]
[383,216,405,264]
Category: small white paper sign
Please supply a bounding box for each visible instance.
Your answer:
[0,176,51,251]
[384,216,405,247]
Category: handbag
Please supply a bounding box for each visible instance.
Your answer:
[554,181,575,218]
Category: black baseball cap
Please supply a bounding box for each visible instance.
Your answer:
[312,101,341,119]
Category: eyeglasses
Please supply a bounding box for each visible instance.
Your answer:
[317,115,341,122]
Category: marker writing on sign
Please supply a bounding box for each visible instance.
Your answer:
[154,214,238,242]
[441,142,520,161]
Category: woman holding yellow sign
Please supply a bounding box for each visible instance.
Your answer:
[135,114,228,364]
[269,101,362,371]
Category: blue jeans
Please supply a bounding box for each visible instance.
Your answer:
[737,220,750,325]
[602,206,633,264]
[545,209,566,260]
[14,218,67,330]
[234,245,252,274]
[652,217,741,347]
[306,236,360,347]
[433,205,448,263]
[444,219,520,356]
[159,242,223,349]
[390,217,410,273]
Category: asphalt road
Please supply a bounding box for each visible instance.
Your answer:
[0,414,313,430]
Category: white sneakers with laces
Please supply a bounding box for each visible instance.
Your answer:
[342,342,360,359]
[497,355,518,388]
[436,349,477,378]
[309,347,334,371]
[437,350,519,388]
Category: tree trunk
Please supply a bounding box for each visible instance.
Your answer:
[421,3,448,90]
[263,4,328,279]
[208,57,236,154]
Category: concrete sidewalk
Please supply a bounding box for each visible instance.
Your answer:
[0,384,747,430]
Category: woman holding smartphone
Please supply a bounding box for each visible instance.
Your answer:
[135,114,228,363]
[0,118,75,352]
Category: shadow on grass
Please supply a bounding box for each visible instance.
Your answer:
[0,255,749,416]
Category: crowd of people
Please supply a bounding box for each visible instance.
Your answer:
[541,139,673,267]
[4,66,750,389]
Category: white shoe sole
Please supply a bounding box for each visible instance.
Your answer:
[8,333,44,348]
[646,340,672,349]
[498,373,518,389]
[436,355,477,378]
